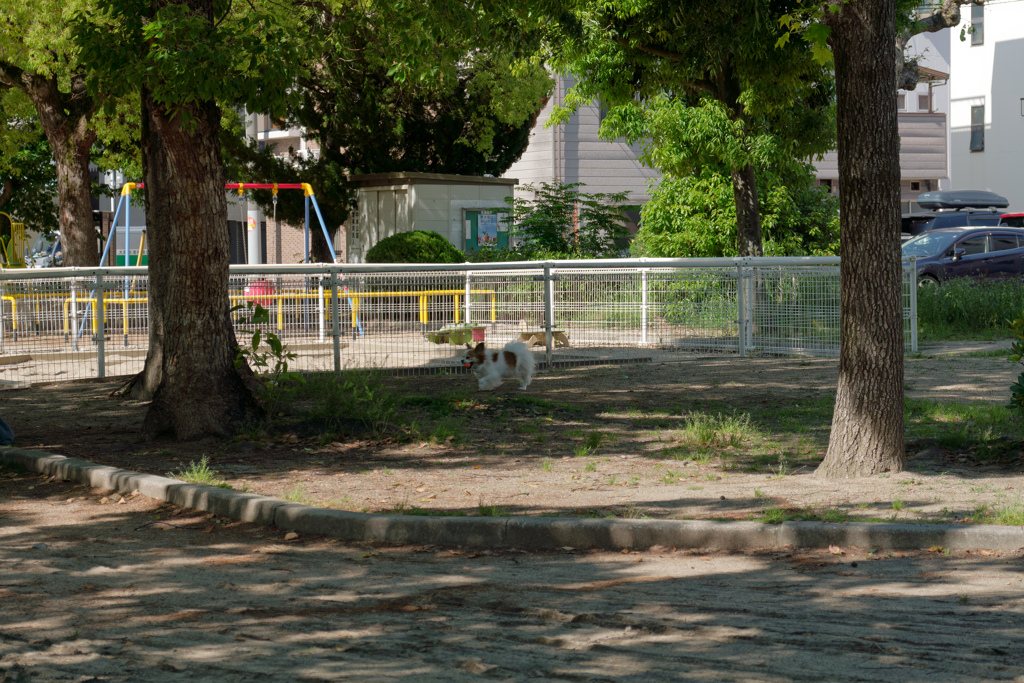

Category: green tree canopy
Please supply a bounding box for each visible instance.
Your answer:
[543,0,836,257]
[224,6,552,261]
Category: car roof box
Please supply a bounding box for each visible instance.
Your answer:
[917,190,1009,210]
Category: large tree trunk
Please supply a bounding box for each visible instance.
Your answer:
[732,164,763,257]
[817,0,905,478]
[138,90,261,440]
[27,77,99,267]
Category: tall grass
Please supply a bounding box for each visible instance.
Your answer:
[917,279,1024,340]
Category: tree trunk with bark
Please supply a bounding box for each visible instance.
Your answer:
[138,90,261,439]
[732,164,763,257]
[23,75,99,267]
[816,0,905,478]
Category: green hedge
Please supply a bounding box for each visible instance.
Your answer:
[365,231,464,264]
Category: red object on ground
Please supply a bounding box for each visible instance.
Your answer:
[244,279,275,306]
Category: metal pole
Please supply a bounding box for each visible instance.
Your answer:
[736,263,746,358]
[910,256,918,354]
[304,196,310,264]
[640,268,648,345]
[318,278,325,342]
[95,273,105,379]
[543,262,554,370]
[330,271,341,373]
[71,285,78,351]
[464,270,471,325]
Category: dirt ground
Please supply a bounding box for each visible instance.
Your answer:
[1,343,1022,525]
[3,344,1024,680]
[2,472,1024,681]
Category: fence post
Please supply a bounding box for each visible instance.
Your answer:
[317,278,326,342]
[464,269,471,326]
[910,256,918,354]
[641,268,648,345]
[330,271,341,373]
[95,273,105,379]
[70,284,79,351]
[543,262,554,370]
[736,263,746,358]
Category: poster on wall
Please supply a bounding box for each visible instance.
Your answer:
[478,212,499,245]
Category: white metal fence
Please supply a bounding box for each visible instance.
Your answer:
[0,257,918,386]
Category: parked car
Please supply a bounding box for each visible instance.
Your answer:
[901,190,1010,238]
[901,226,1024,286]
[1000,212,1024,228]
[27,232,61,268]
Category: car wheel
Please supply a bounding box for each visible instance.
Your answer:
[917,275,939,288]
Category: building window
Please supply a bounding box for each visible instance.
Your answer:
[911,181,921,191]
[349,209,359,242]
[971,4,984,45]
[897,94,906,111]
[918,93,931,112]
[970,105,985,151]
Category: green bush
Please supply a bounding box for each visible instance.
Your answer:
[365,230,464,264]
[917,279,1024,340]
[1010,318,1024,413]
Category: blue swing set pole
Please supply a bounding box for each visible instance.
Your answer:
[77,187,130,343]
[304,185,361,337]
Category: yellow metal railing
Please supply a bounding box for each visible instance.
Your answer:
[59,288,498,335]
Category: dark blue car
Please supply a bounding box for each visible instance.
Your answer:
[901,226,1024,287]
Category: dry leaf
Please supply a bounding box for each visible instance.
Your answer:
[284,532,299,541]
[928,546,945,553]
[473,465,483,469]
[828,545,844,555]
[117,497,127,505]
[979,549,994,556]
[203,524,215,534]
[415,487,426,493]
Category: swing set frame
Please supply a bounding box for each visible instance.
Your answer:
[101,182,339,267]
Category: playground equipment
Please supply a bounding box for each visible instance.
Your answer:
[0,212,26,268]
[72,182,356,348]
[100,182,339,267]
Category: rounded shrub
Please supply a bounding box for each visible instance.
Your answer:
[365,230,464,264]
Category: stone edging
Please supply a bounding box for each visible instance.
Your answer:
[4,447,1023,551]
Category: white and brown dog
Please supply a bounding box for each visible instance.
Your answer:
[462,342,534,391]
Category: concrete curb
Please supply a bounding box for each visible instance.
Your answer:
[4,447,1024,551]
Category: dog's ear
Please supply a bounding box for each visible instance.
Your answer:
[474,342,485,351]
[465,343,472,349]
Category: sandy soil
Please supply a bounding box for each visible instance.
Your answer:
[1,343,1022,525]
[2,472,1024,681]
[3,343,1024,680]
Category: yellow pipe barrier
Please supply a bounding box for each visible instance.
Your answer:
[60,288,499,337]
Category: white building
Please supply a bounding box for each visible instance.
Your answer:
[948,1,1024,211]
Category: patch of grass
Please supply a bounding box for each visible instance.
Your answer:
[754,488,766,499]
[541,458,552,472]
[661,469,683,484]
[430,415,468,445]
[917,278,1024,341]
[299,370,398,438]
[584,461,597,472]
[891,499,904,512]
[573,445,593,458]
[477,502,509,517]
[583,431,605,450]
[167,456,232,489]
[905,398,1022,460]
[283,485,310,504]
